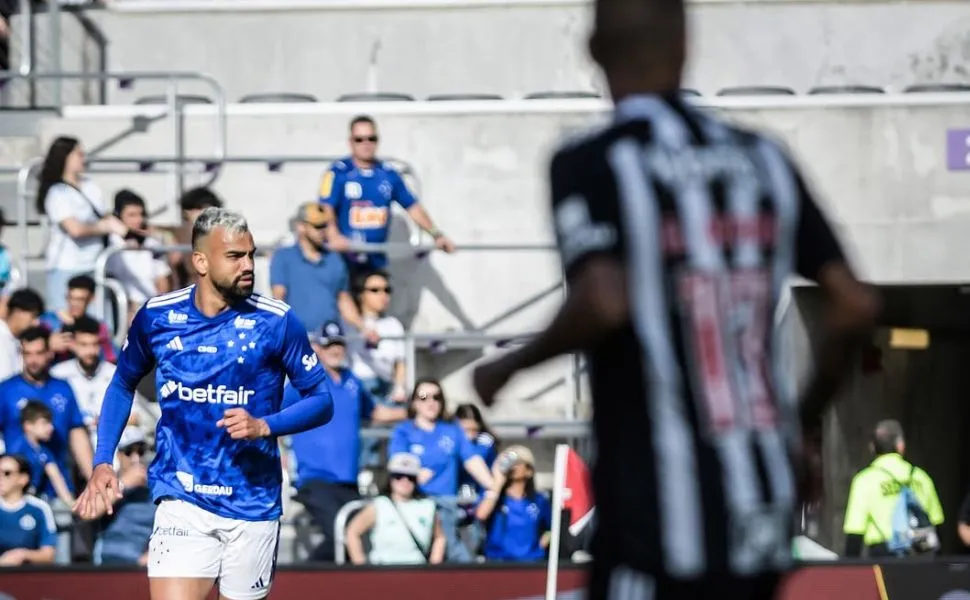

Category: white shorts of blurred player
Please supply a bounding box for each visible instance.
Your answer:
[148,499,281,600]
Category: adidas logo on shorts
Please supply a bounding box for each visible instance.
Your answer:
[251,577,266,590]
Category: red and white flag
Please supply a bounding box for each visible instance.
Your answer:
[561,447,595,536]
[546,444,596,600]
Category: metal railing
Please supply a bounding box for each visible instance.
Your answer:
[2,70,228,207]
[91,239,581,414]
[14,0,110,106]
[14,153,422,284]
[94,240,557,341]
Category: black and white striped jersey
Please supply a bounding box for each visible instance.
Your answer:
[549,93,845,579]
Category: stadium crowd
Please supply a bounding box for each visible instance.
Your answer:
[0,115,559,568]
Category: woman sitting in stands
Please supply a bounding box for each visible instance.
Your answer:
[475,445,552,562]
[454,403,499,499]
[345,452,446,565]
[351,269,408,472]
[388,379,494,562]
[0,454,57,566]
[36,137,128,312]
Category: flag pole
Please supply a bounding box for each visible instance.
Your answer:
[546,444,569,600]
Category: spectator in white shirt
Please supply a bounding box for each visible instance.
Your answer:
[0,289,44,383]
[36,137,128,312]
[106,190,171,321]
[50,316,156,447]
[351,270,408,470]
[350,269,407,402]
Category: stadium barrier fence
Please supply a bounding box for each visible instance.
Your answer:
[4,559,969,600]
[89,241,582,414]
[1,70,228,212]
[12,152,422,288]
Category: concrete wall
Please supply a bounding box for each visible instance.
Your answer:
[14,96,967,419]
[56,0,970,102]
[33,97,970,280]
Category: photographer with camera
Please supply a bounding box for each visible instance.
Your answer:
[474,445,552,562]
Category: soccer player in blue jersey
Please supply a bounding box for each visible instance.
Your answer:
[319,115,456,274]
[73,207,335,600]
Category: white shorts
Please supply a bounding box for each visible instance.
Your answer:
[148,499,280,600]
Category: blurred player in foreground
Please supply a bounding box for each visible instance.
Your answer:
[74,207,335,600]
[473,0,879,597]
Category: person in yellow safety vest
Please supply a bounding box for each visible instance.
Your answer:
[843,419,944,557]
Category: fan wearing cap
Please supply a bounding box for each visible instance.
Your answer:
[475,445,552,562]
[96,426,156,566]
[270,202,379,344]
[282,320,406,562]
[345,452,446,565]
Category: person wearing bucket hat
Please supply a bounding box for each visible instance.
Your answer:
[283,320,405,562]
[345,452,446,565]
[475,444,552,562]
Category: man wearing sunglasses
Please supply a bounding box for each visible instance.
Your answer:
[271,203,378,343]
[319,115,455,277]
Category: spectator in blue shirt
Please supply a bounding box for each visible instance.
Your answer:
[475,445,552,562]
[6,400,74,506]
[389,379,493,562]
[0,327,93,493]
[0,454,57,566]
[0,208,14,292]
[285,320,405,562]
[96,426,155,566]
[454,403,499,498]
[319,115,455,275]
[271,203,378,342]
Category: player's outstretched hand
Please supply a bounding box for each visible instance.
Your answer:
[73,463,122,520]
[217,408,271,440]
[472,358,514,407]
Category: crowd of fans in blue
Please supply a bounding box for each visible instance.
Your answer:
[0,115,555,568]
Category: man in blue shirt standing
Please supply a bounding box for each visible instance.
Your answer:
[319,115,456,274]
[270,203,377,343]
[284,320,405,562]
[73,207,335,600]
[0,326,92,491]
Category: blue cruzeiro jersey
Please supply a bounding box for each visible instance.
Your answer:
[117,286,328,521]
[319,157,417,267]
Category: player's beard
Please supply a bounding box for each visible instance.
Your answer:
[215,272,255,301]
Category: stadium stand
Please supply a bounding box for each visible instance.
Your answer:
[4,1,970,597]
